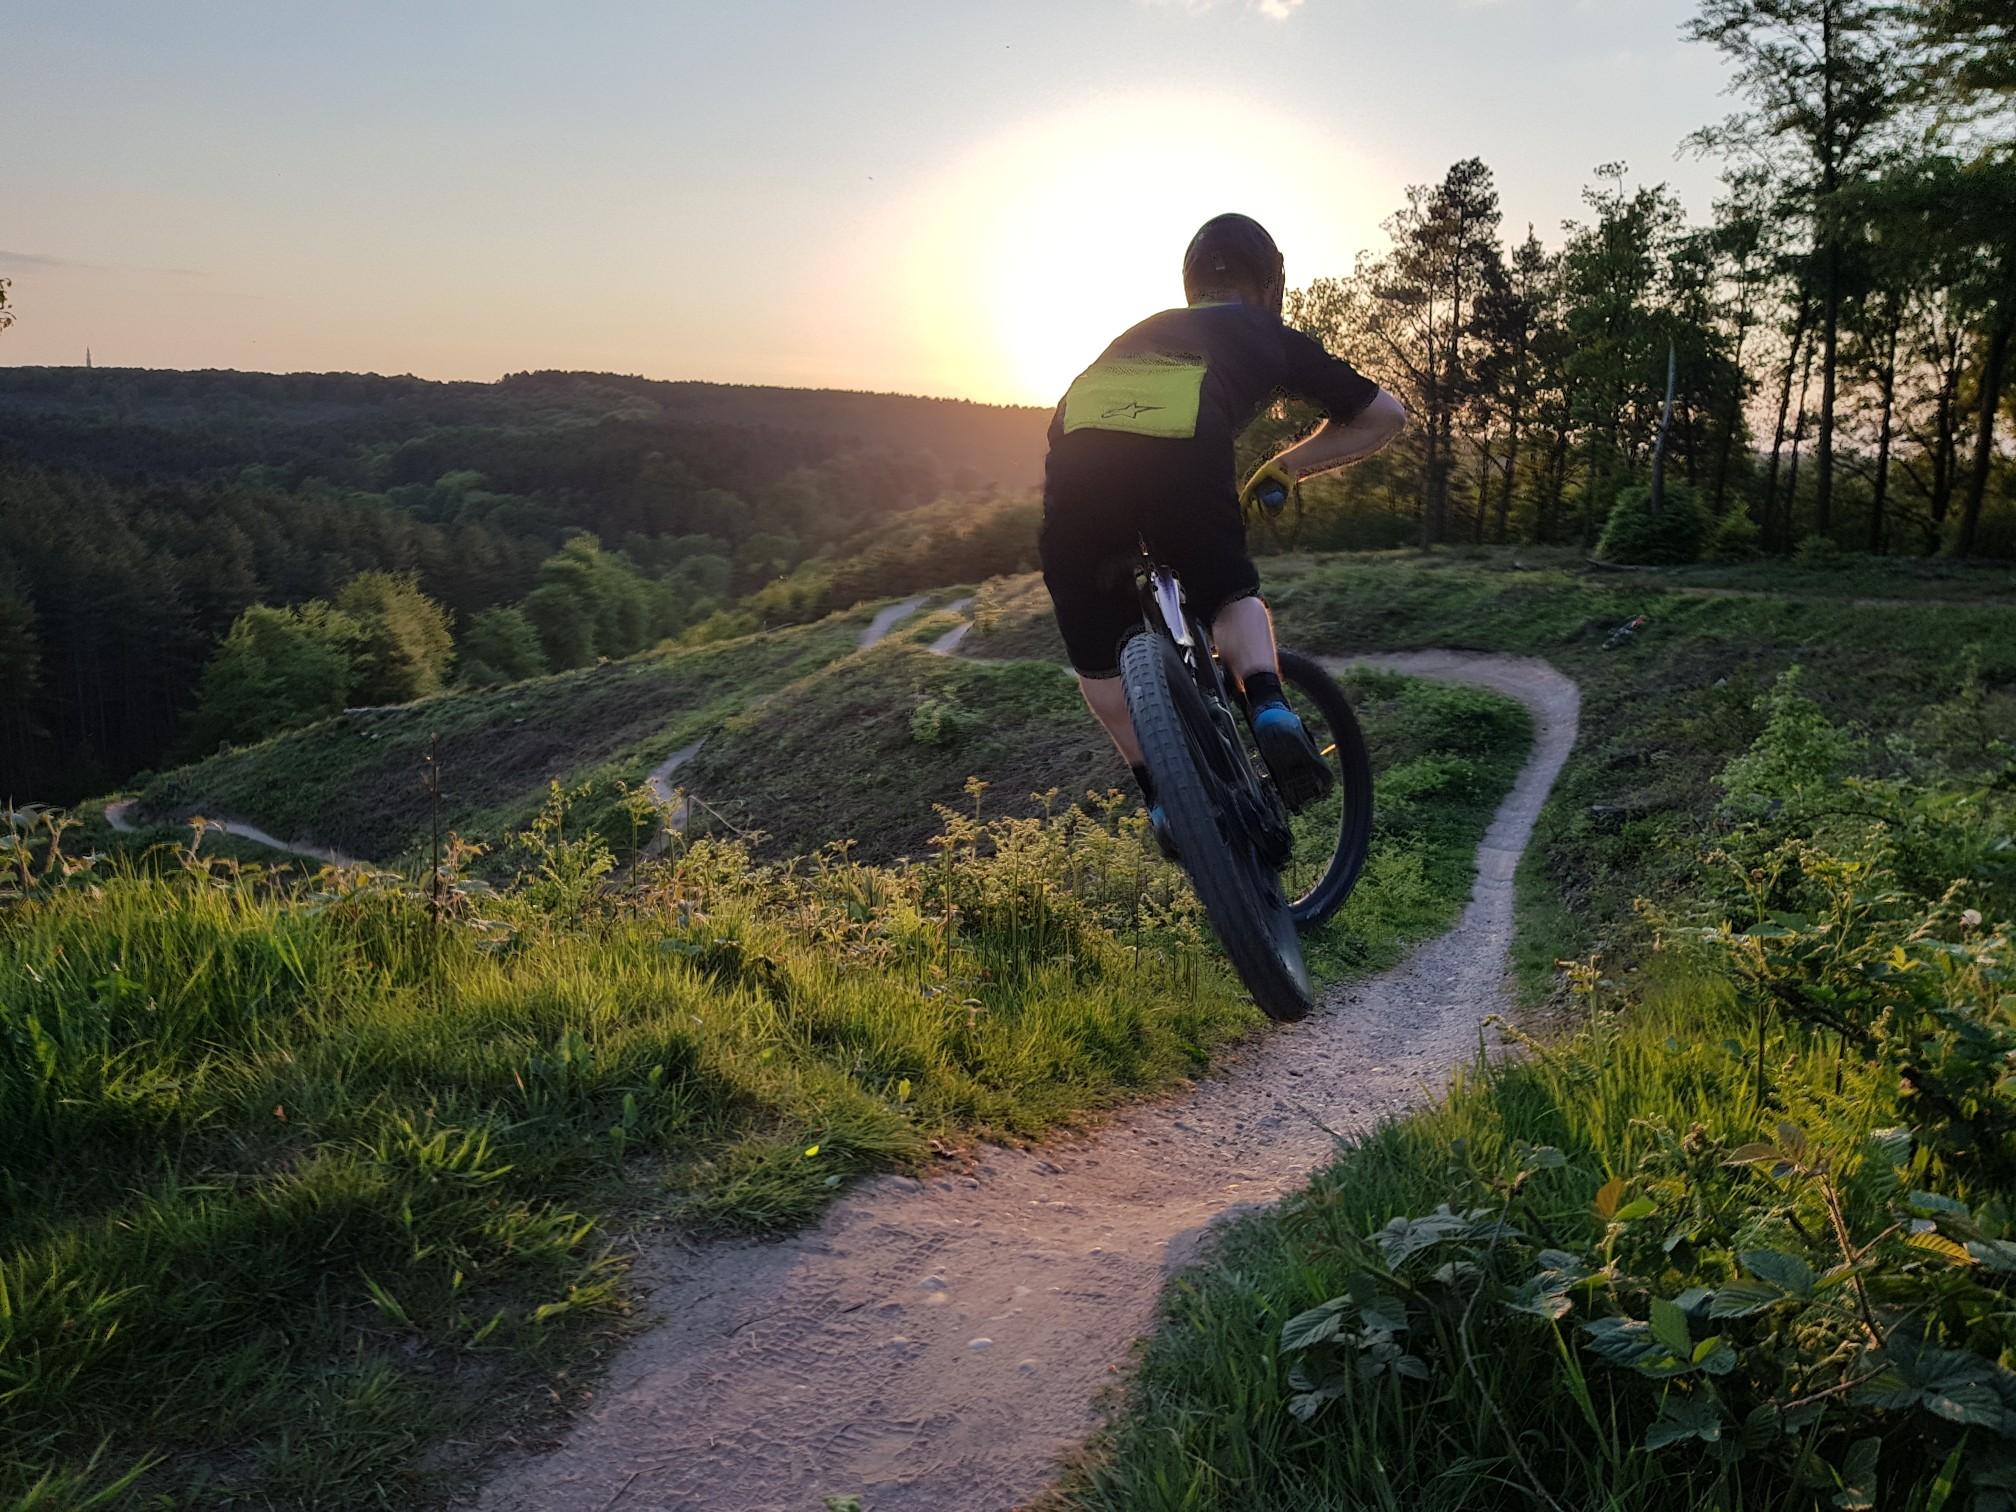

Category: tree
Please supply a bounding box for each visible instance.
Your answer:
[1469,236,1538,541]
[1353,159,1507,544]
[0,277,13,339]
[1862,154,2016,555]
[334,571,454,705]
[1688,0,1906,536]
[456,606,549,686]
[1914,0,2016,108]
[523,582,597,670]
[185,602,356,752]
[0,586,45,788]
[1559,167,1674,541]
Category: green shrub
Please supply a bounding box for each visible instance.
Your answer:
[909,695,978,747]
[1594,483,1714,565]
[1794,532,1847,568]
[1707,509,1762,562]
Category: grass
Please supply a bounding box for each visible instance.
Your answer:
[1266,552,2015,984]
[127,607,873,866]
[1069,966,1892,1512]
[5,643,1529,1508]
[676,636,1109,861]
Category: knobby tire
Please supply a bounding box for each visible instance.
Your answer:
[1120,632,1312,1023]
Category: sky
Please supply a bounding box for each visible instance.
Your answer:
[4,0,1741,406]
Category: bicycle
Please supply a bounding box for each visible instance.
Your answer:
[1118,550,1373,1023]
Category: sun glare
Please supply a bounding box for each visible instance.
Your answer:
[890,95,1389,407]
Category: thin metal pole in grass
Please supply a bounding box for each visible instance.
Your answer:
[1755,993,1769,1117]
[426,732,444,932]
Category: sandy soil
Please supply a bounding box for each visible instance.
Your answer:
[472,650,1579,1512]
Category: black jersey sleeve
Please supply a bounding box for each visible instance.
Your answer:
[1279,325,1380,422]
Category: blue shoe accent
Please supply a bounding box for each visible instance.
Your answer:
[1251,701,1301,737]
[1147,802,1180,862]
[1250,700,1335,811]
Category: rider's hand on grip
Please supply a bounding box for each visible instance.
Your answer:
[1239,459,1298,516]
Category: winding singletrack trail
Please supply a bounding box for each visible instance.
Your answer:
[101,797,364,868]
[474,650,1579,1512]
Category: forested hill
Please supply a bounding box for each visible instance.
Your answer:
[0,366,1050,805]
[0,367,1049,491]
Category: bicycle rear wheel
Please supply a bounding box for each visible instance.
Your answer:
[1272,649,1375,932]
[1120,632,1312,1023]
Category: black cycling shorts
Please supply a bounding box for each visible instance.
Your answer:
[1038,430,1259,679]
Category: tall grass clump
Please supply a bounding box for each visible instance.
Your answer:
[0,787,1248,1507]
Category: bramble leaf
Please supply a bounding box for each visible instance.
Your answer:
[1832,1436,1880,1510]
[1280,1298,1348,1352]
[1968,1238,2016,1272]
[1650,1297,1692,1355]
[1708,1282,1781,1318]
[1645,1393,1723,1449]
[1924,1382,2003,1429]
[1741,1249,1816,1296]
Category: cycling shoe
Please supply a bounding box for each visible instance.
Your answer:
[1147,801,1180,862]
[1250,701,1335,812]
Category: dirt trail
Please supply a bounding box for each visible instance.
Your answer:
[474,650,1579,1512]
[101,798,365,868]
[859,596,931,648]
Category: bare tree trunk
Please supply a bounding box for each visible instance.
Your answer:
[1869,300,1901,555]
[1713,321,1751,516]
[1543,426,1569,545]
[1763,293,1815,550]
[1785,344,1816,533]
[1650,342,1677,514]
[1500,379,1524,544]
[1473,439,1494,542]
[1930,329,1962,544]
[1956,311,2013,559]
[1814,0,1841,536]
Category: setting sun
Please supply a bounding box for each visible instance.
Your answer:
[886,94,1392,406]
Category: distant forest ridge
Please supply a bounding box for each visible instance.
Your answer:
[0,365,1052,489]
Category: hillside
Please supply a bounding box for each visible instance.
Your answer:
[0,367,1050,489]
[14,553,1543,1509]
[0,366,1049,806]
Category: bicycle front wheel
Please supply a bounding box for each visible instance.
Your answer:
[1273,649,1375,932]
[1120,632,1312,1023]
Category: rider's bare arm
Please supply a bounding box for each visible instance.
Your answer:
[1275,388,1407,480]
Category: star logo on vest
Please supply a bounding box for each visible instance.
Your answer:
[1102,400,1164,421]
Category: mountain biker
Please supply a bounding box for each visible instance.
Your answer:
[1037,212,1407,847]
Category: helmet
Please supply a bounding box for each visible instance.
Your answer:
[1182,213,1285,309]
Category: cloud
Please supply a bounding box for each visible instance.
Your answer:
[0,250,88,270]
[1255,0,1305,15]
[0,250,204,277]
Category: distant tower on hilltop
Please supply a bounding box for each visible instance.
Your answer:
[85,347,93,368]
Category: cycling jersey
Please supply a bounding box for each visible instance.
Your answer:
[1038,301,1378,677]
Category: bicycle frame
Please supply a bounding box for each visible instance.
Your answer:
[1133,554,1293,866]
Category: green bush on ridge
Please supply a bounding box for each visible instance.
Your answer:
[1595,483,1715,566]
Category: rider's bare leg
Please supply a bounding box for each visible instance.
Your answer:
[1211,595,1278,689]
[1079,673,1144,767]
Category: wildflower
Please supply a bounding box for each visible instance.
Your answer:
[1961,908,1983,931]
